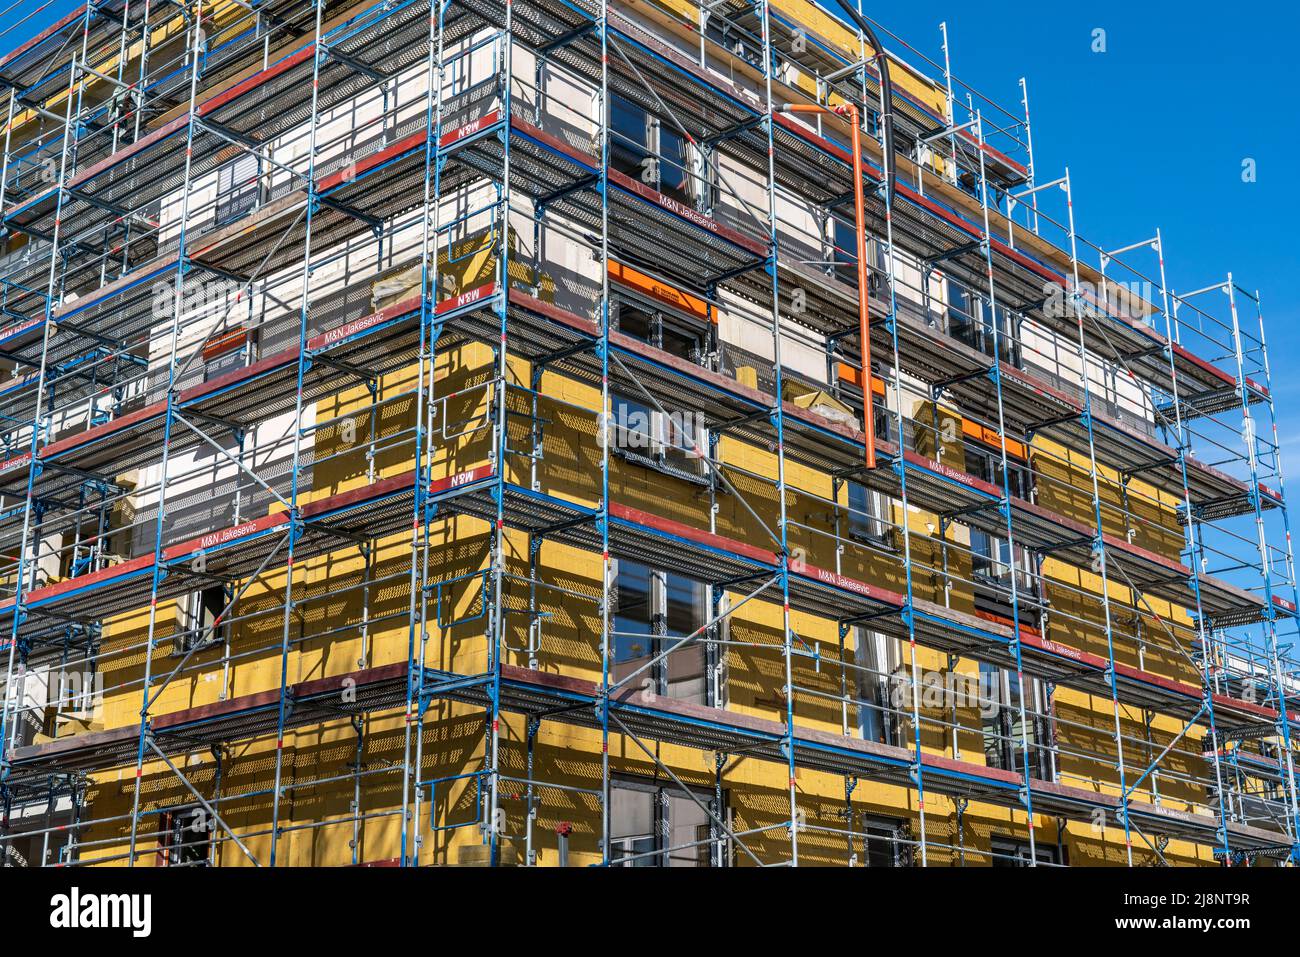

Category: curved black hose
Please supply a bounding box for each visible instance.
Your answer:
[831,0,896,205]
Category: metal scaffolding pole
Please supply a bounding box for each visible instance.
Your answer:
[1227,281,1300,860]
[126,0,215,866]
[1061,168,1134,864]
[597,0,614,867]
[401,0,445,869]
[0,2,94,788]
[973,109,1037,864]
[758,0,800,867]
[484,0,516,867]
[267,0,329,867]
[1,0,1296,868]
[1145,232,1234,860]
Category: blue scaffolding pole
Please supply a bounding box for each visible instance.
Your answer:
[1062,168,1135,864]
[0,2,93,825]
[973,109,1038,864]
[1227,281,1300,861]
[400,0,446,869]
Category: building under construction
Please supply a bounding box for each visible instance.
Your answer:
[0,0,1296,868]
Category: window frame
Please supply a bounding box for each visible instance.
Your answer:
[963,440,1036,598]
[611,291,709,366]
[990,835,1064,867]
[173,585,228,656]
[829,215,888,294]
[610,390,710,482]
[610,558,717,706]
[608,774,723,867]
[214,153,260,227]
[860,813,910,867]
[855,626,901,746]
[157,804,214,867]
[979,661,1055,782]
[944,276,1024,369]
[844,478,892,549]
[607,93,701,208]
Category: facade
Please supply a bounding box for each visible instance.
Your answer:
[0,0,1296,868]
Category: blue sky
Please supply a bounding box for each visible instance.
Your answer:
[5,1,1298,470]
[0,0,80,60]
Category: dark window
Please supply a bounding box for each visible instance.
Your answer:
[660,322,702,363]
[856,628,900,746]
[968,522,1036,594]
[611,392,708,480]
[215,154,259,226]
[174,586,227,655]
[613,298,705,364]
[616,302,655,343]
[612,560,710,704]
[158,806,212,866]
[964,442,1031,501]
[609,777,717,867]
[964,443,1035,600]
[980,662,1053,781]
[832,216,857,285]
[988,300,1022,368]
[612,393,652,449]
[831,218,886,294]
[610,96,651,184]
[991,836,1062,867]
[609,94,695,206]
[659,124,690,205]
[861,816,910,867]
[970,526,1007,584]
[846,480,888,546]
[946,278,1022,368]
[872,393,890,444]
[948,278,978,345]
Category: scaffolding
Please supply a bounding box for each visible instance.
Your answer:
[0,0,1296,868]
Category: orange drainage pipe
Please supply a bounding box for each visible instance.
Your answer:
[780,102,876,469]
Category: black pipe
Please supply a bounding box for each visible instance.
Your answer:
[830,0,896,205]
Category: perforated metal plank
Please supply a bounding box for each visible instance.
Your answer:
[1036,409,1254,513]
[0,471,423,636]
[4,660,408,780]
[454,0,598,50]
[430,663,1285,850]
